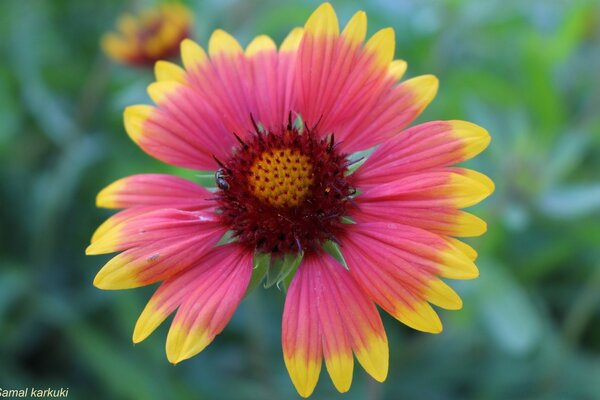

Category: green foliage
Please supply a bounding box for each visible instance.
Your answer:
[1,0,600,399]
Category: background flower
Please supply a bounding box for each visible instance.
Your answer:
[102,3,192,67]
[1,0,599,399]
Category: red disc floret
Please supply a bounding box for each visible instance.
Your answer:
[215,118,356,255]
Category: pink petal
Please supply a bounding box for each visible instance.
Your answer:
[86,208,225,255]
[164,244,252,363]
[354,193,487,237]
[294,30,437,152]
[283,257,323,398]
[132,244,250,344]
[355,120,491,184]
[283,254,388,397]
[354,169,494,209]
[340,222,478,331]
[96,174,215,210]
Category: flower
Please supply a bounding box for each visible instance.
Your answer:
[88,3,493,397]
[101,3,192,67]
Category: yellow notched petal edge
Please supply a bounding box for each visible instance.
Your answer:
[147,81,182,104]
[401,74,439,113]
[388,59,407,81]
[438,243,480,280]
[341,11,367,45]
[391,300,443,334]
[462,169,495,194]
[154,60,186,83]
[245,35,276,57]
[284,352,322,398]
[208,29,243,57]
[324,351,353,393]
[305,2,339,37]
[364,28,395,69]
[453,210,488,237]
[166,322,213,364]
[446,237,478,262]
[133,299,171,343]
[425,279,463,310]
[85,225,122,255]
[93,253,140,290]
[280,27,304,52]
[124,105,154,144]
[180,39,208,70]
[96,178,127,209]
[449,120,491,161]
[353,332,389,382]
[449,170,495,209]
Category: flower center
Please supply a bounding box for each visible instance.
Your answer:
[214,117,355,255]
[248,149,314,208]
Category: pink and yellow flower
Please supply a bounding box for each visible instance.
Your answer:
[89,3,493,397]
[101,3,192,67]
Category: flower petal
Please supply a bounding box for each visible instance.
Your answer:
[338,75,438,152]
[316,255,389,383]
[96,174,214,210]
[295,5,439,153]
[304,3,339,38]
[280,27,304,52]
[162,244,252,363]
[93,229,225,290]
[208,29,244,57]
[283,254,389,397]
[364,28,395,69]
[154,60,186,83]
[355,195,487,237]
[246,35,277,56]
[340,222,478,332]
[356,120,491,184]
[355,169,494,210]
[341,11,367,45]
[180,38,208,71]
[86,209,223,255]
[283,258,322,398]
[388,59,407,81]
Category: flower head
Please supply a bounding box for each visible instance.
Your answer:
[89,3,493,397]
[101,3,192,67]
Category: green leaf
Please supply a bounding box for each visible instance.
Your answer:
[322,240,348,270]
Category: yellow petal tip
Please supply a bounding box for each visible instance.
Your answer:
[246,35,276,57]
[365,28,396,68]
[305,2,339,37]
[208,29,243,57]
[341,11,367,45]
[123,105,153,144]
[388,59,408,81]
[280,27,304,52]
[154,60,186,83]
[449,120,492,160]
[404,74,439,111]
[147,81,181,104]
[180,39,208,70]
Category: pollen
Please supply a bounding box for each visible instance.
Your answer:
[249,148,314,208]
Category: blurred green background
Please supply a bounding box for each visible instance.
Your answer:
[1,0,600,399]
